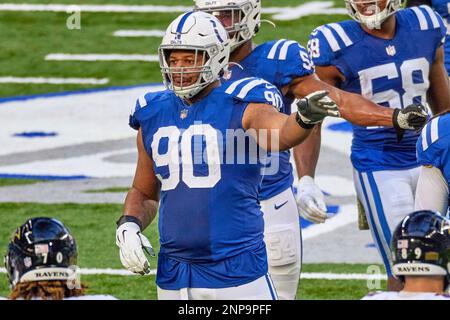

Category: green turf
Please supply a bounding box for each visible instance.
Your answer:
[0,4,348,98]
[0,203,387,300]
[0,178,45,187]
[84,187,129,193]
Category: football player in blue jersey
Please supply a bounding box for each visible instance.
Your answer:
[407,0,450,77]
[115,11,340,300]
[415,110,450,215]
[305,0,450,289]
[193,0,430,298]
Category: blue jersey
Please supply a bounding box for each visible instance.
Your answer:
[129,78,284,290]
[227,40,314,199]
[416,112,450,211]
[308,7,446,172]
[431,0,450,74]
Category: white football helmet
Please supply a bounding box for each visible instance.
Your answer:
[193,0,261,52]
[159,11,230,100]
[345,0,404,29]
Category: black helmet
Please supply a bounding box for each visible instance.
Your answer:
[4,217,78,288]
[391,210,450,287]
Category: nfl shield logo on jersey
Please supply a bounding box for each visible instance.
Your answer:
[386,45,396,56]
[180,109,189,119]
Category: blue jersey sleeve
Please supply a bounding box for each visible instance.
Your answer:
[129,91,169,130]
[404,6,447,50]
[307,22,356,80]
[224,77,285,111]
[417,115,450,169]
[307,26,337,67]
[274,41,315,87]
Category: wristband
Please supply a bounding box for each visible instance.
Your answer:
[296,112,315,129]
[116,215,143,230]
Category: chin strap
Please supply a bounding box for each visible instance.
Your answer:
[260,19,276,28]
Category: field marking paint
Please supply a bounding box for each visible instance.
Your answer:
[113,30,165,37]
[0,267,386,279]
[45,53,159,62]
[0,149,137,178]
[0,77,109,85]
[0,2,348,21]
[302,204,357,241]
[0,84,165,156]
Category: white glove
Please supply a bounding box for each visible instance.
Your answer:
[296,176,328,224]
[116,222,155,275]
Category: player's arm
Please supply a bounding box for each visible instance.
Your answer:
[123,129,159,229]
[116,129,159,275]
[415,165,449,213]
[427,46,450,114]
[242,103,311,151]
[288,72,427,128]
[242,91,339,151]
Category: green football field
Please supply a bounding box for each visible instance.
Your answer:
[0,0,388,299]
[0,200,387,300]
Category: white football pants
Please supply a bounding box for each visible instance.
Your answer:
[260,187,302,300]
[157,274,278,300]
[353,167,420,276]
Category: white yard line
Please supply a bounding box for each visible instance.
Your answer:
[45,53,159,62]
[113,30,166,38]
[0,2,348,21]
[0,267,386,279]
[0,76,109,85]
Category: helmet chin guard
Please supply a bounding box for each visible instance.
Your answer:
[345,0,404,29]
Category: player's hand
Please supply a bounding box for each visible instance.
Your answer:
[393,104,428,141]
[116,221,155,275]
[296,176,328,224]
[296,90,340,125]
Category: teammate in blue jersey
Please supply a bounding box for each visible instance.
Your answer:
[415,110,450,215]
[407,0,450,76]
[193,0,430,298]
[304,0,450,289]
[114,11,340,300]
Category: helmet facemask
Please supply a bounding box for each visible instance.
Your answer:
[159,45,222,100]
[194,1,261,52]
[345,0,403,29]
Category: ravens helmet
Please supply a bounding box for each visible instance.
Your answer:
[391,210,450,287]
[4,217,78,288]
